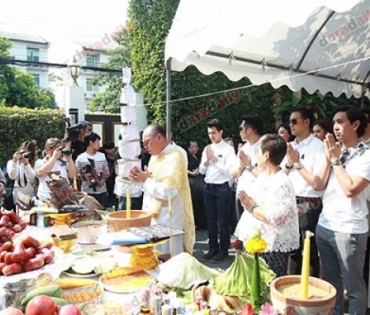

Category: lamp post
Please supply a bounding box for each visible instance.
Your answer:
[68,58,81,86]
[65,57,84,123]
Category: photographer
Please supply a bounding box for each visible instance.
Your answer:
[75,133,110,208]
[35,138,78,202]
[6,141,37,203]
[65,121,92,161]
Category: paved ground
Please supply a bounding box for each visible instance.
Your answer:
[193,229,369,315]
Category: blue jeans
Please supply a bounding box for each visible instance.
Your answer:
[316,224,367,315]
[203,182,231,253]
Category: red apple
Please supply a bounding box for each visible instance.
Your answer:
[57,305,82,315]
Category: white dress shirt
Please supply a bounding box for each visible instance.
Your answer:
[199,140,236,184]
[287,134,325,197]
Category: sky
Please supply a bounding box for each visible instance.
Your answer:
[0,0,129,63]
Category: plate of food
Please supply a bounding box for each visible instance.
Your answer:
[99,267,153,294]
[63,252,117,278]
[63,268,101,278]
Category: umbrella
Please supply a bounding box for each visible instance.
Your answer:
[165,0,370,99]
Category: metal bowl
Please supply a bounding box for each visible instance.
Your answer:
[71,220,107,244]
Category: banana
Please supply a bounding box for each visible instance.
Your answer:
[21,284,63,306]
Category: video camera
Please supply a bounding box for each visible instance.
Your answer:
[65,122,86,142]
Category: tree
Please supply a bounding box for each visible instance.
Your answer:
[0,37,57,109]
[127,0,276,147]
[89,31,131,113]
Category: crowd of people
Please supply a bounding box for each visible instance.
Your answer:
[0,106,370,314]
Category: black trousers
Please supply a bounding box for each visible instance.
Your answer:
[288,196,322,277]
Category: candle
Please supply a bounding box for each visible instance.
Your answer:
[168,196,172,214]
[73,177,78,191]
[168,196,173,257]
[126,189,131,219]
[300,231,313,299]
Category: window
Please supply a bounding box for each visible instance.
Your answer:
[86,55,99,67]
[86,79,98,92]
[27,48,39,62]
[32,74,40,86]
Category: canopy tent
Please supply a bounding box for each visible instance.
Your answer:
[165,0,370,103]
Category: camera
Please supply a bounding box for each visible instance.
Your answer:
[58,147,72,155]
[19,151,34,160]
[65,123,85,142]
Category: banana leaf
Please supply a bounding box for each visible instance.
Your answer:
[212,252,275,303]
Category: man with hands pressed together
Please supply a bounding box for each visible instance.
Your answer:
[129,124,195,256]
[284,107,325,278]
[199,119,236,262]
[314,106,370,315]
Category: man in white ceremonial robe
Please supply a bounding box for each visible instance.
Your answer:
[129,124,195,256]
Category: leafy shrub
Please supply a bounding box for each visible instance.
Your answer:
[0,106,65,167]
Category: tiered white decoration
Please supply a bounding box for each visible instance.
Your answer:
[114,68,143,206]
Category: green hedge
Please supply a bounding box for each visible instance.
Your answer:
[0,107,65,168]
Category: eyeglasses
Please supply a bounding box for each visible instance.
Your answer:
[143,134,157,147]
[289,118,299,125]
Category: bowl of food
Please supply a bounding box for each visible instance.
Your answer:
[106,211,152,232]
[71,220,107,244]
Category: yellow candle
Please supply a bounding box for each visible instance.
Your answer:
[73,177,78,191]
[168,196,172,214]
[126,189,131,218]
[300,231,313,299]
[168,195,173,257]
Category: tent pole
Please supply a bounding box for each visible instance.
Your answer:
[360,86,366,109]
[166,58,172,140]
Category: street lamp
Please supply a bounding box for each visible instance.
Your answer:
[68,57,81,86]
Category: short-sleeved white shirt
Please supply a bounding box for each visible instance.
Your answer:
[288,134,325,197]
[235,140,261,195]
[35,158,69,201]
[319,144,370,234]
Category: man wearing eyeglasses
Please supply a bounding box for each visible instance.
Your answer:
[284,106,325,278]
[129,124,195,256]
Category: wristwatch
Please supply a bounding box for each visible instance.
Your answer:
[293,162,304,170]
[245,165,255,171]
[331,159,342,166]
[285,163,293,170]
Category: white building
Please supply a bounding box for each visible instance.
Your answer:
[60,43,111,108]
[0,31,49,88]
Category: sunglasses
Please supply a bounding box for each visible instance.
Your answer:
[289,118,299,125]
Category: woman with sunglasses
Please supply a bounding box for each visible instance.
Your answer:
[6,141,38,204]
